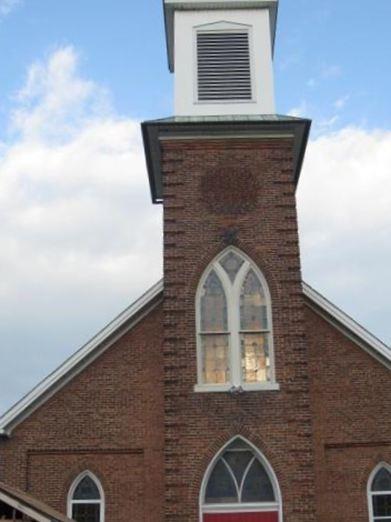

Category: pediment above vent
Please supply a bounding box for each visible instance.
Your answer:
[194,20,251,30]
[164,0,279,72]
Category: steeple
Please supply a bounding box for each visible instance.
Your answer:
[163,0,278,116]
[142,0,310,206]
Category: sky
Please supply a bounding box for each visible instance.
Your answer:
[0,0,390,415]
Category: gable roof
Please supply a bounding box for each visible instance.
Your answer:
[0,481,74,522]
[0,280,163,437]
[303,282,391,369]
[0,280,389,436]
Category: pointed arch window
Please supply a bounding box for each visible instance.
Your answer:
[196,248,278,392]
[201,437,281,522]
[368,464,391,522]
[68,472,104,522]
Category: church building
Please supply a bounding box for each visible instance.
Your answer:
[0,1,390,521]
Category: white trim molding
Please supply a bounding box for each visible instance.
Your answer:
[67,470,105,522]
[199,435,283,521]
[303,282,391,369]
[367,462,391,522]
[193,22,256,105]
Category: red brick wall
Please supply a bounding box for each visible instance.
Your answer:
[305,306,391,522]
[0,304,165,522]
[162,136,317,522]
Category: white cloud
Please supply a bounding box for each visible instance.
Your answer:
[315,114,339,133]
[0,46,162,413]
[288,100,309,118]
[11,47,110,142]
[334,94,350,110]
[298,127,391,345]
[0,0,20,17]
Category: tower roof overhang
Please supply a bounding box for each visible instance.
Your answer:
[163,0,279,72]
[141,114,311,204]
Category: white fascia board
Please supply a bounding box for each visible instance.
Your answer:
[0,280,164,436]
[303,282,391,368]
[164,0,278,71]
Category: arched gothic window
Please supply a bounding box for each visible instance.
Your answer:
[368,464,391,522]
[68,471,104,522]
[196,248,277,392]
[201,437,281,522]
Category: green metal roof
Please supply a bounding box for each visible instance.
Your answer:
[152,114,304,123]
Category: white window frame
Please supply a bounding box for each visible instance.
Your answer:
[199,435,283,522]
[193,21,257,105]
[195,247,279,393]
[67,470,105,522]
[368,462,391,522]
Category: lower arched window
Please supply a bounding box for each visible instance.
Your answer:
[201,437,281,522]
[368,464,391,522]
[68,471,104,522]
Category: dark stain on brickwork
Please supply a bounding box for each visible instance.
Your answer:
[200,157,259,214]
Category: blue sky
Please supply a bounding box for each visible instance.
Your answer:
[1,0,390,129]
[0,0,390,415]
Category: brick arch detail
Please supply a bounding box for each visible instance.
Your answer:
[188,428,284,513]
[64,465,106,504]
[363,458,391,491]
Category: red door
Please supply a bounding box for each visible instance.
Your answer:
[204,512,279,522]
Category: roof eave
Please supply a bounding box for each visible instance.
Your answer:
[141,115,311,204]
[303,282,391,369]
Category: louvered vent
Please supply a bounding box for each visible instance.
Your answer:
[197,31,252,102]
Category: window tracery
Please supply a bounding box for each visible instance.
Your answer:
[369,464,391,522]
[68,472,104,522]
[201,437,281,521]
[196,248,277,392]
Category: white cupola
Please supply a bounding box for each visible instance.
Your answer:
[163,0,278,116]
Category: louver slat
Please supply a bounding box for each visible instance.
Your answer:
[197,32,252,102]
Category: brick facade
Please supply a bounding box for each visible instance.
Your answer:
[161,137,317,522]
[0,305,165,522]
[306,307,391,522]
[0,136,389,522]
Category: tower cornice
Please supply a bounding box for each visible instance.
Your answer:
[142,114,311,203]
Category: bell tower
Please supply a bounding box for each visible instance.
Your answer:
[164,0,277,116]
[143,1,316,521]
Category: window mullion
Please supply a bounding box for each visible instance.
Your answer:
[227,280,240,386]
[231,261,249,386]
[239,456,255,501]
